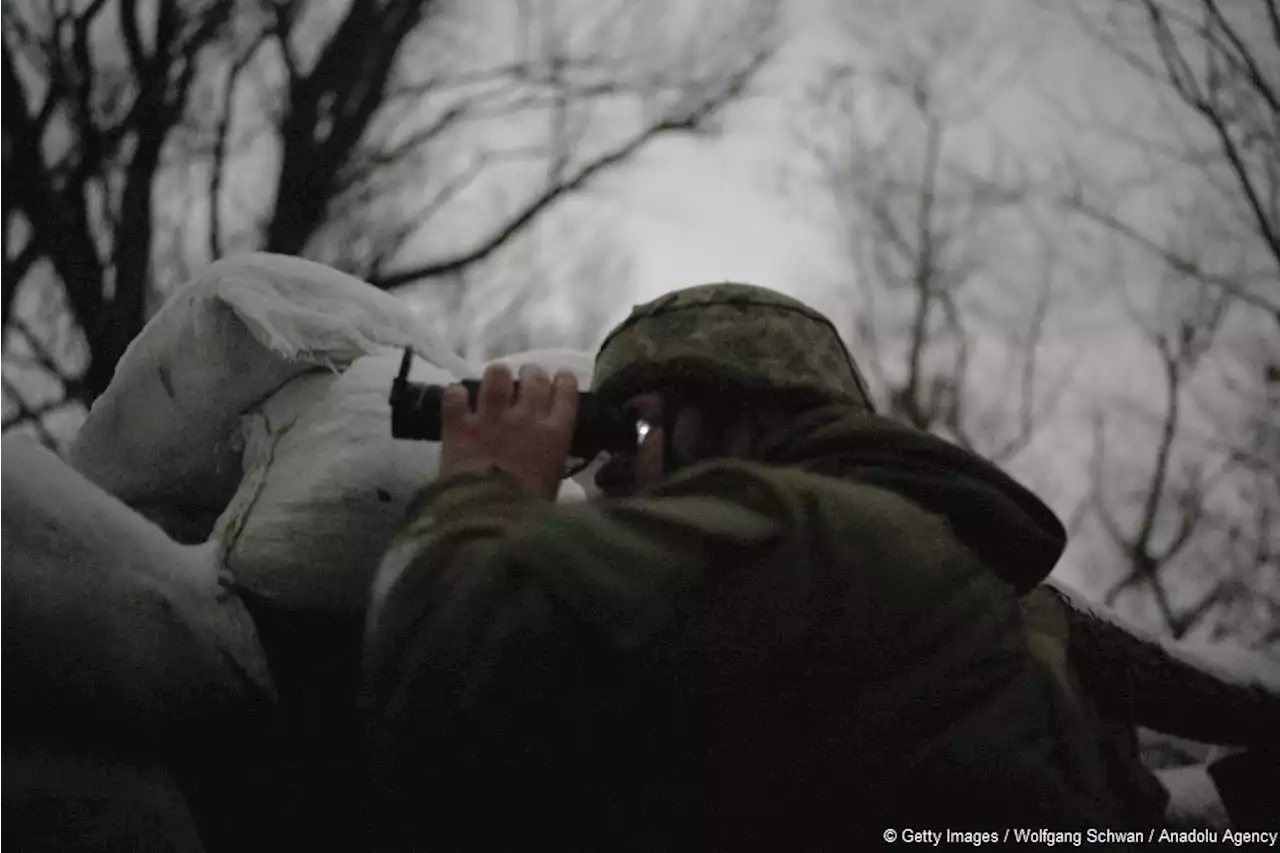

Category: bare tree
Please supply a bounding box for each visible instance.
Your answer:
[1086,272,1228,634]
[1056,0,1279,321]
[2,0,779,448]
[793,0,1065,463]
[1084,282,1278,649]
[1046,0,1280,651]
[3,0,237,423]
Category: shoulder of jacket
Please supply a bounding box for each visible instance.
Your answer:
[664,458,966,546]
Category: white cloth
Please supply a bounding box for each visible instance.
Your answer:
[211,348,594,613]
[68,252,467,520]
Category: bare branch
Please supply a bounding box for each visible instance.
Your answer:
[268,0,299,86]
[3,237,42,327]
[119,0,147,76]
[262,0,438,256]
[1,376,60,448]
[1202,0,1280,113]
[374,127,666,286]
[336,103,468,192]
[7,0,778,437]
[1071,0,1280,315]
[209,31,268,261]
[790,3,1070,464]
[371,44,770,289]
[1062,194,1280,316]
[9,314,76,389]
[986,245,1058,462]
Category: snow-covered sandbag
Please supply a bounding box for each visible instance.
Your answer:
[1,435,275,739]
[211,350,595,613]
[68,252,468,520]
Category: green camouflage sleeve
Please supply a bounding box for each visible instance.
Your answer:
[359,461,790,844]
[364,461,786,681]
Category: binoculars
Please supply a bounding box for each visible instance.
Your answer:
[388,348,643,462]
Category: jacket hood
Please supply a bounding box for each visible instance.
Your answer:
[760,407,1066,593]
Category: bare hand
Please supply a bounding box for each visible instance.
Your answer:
[438,363,580,501]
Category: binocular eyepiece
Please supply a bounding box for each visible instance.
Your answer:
[388,348,641,464]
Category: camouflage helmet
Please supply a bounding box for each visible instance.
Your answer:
[592,283,874,413]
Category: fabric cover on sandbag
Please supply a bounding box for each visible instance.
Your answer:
[211,349,593,614]
[68,252,467,526]
[2,435,275,733]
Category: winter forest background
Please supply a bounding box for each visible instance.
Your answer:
[3,0,1277,682]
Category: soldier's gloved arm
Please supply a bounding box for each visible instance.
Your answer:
[1044,582,1280,748]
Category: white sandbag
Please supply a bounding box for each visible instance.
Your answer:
[1,435,275,736]
[68,252,468,516]
[213,350,593,613]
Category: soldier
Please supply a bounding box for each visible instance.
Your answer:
[360,283,1135,850]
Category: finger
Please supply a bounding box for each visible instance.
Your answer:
[547,370,580,430]
[515,364,551,417]
[441,383,471,433]
[476,363,515,419]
